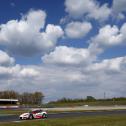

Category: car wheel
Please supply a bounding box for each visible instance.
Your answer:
[29,114,34,120]
[42,113,47,118]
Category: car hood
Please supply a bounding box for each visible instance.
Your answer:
[20,113,30,116]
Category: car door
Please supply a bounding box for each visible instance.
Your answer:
[34,110,43,119]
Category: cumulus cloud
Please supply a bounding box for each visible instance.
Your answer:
[65,21,92,39]
[65,0,111,21]
[0,3,126,102]
[20,68,39,78]
[0,65,20,79]
[92,25,122,46]
[43,23,126,66]
[0,64,40,79]
[88,23,126,56]
[0,56,126,101]
[0,50,15,66]
[24,9,46,30]
[111,0,126,20]
[42,46,92,65]
[87,56,126,72]
[113,0,126,14]
[0,10,64,56]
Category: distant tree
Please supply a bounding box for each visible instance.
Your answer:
[86,96,96,101]
[33,92,44,105]
[20,92,34,105]
[0,90,44,106]
[19,92,44,105]
[0,90,19,99]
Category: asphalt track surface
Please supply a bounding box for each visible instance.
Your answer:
[0,110,126,122]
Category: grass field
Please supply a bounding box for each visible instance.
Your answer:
[0,107,126,115]
[0,109,28,115]
[47,100,126,107]
[0,114,126,126]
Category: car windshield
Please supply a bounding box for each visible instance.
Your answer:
[29,110,42,113]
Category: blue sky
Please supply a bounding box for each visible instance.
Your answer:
[0,0,126,64]
[0,0,126,102]
[0,0,64,25]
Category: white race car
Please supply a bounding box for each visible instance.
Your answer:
[19,109,48,120]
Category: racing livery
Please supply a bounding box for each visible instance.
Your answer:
[19,109,47,120]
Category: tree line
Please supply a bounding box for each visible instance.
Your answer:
[0,90,44,105]
[49,96,126,104]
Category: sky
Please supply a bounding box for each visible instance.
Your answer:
[0,0,126,102]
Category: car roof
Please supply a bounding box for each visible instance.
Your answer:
[31,109,42,112]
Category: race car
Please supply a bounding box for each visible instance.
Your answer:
[19,109,48,120]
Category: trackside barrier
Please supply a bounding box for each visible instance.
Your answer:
[0,106,19,109]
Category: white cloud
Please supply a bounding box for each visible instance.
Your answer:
[65,0,111,21]
[88,56,126,72]
[120,23,126,40]
[43,22,126,66]
[0,65,21,79]
[26,10,46,30]
[65,21,92,39]
[0,10,64,56]
[0,3,126,102]
[42,46,92,65]
[0,56,126,101]
[42,24,64,48]
[0,64,40,80]
[88,3,111,21]
[112,0,126,20]
[0,50,15,66]
[88,23,126,56]
[93,25,123,46]
[113,0,126,13]
[20,68,39,78]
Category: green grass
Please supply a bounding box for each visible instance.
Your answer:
[0,114,126,126]
[47,100,126,107]
[0,109,28,115]
[0,109,126,116]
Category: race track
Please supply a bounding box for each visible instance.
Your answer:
[0,110,126,122]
